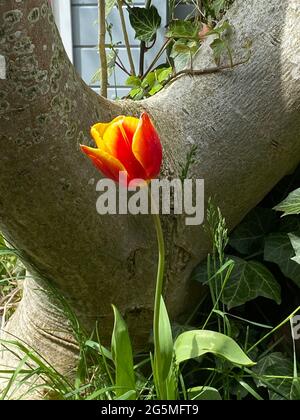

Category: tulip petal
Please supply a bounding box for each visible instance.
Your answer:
[80,145,127,183]
[132,112,162,179]
[91,116,124,148]
[103,117,147,180]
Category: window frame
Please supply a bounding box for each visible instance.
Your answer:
[51,0,74,63]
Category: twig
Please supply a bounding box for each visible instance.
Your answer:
[117,0,136,76]
[98,0,108,97]
[142,38,172,81]
[165,55,251,88]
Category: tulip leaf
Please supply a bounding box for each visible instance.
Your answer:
[111,305,136,400]
[174,330,255,367]
[158,296,174,380]
[129,6,161,43]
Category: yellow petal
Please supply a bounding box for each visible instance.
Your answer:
[91,116,124,148]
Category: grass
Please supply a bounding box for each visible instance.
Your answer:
[0,196,299,400]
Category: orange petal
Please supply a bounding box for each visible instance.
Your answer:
[91,116,124,148]
[80,145,127,183]
[103,118,147,180]
[132,112,162,180]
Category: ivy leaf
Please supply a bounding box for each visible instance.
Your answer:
[253,353,295,400]
[128,6,161,43]
[264,233,300,288]
[274,188,300,217]
[289,234,300,265]
[230,208,278,255]
[126,75,141,88]
[170,39,200,72]
[193,257,281,309]
[166,20,201,39]
[210,38,226,63]
[222,257,281,309]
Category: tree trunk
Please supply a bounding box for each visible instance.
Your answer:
[0,0,300,385]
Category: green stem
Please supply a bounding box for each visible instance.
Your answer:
[151,193,165,399]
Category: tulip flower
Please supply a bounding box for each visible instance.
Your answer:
[80,112,162,185]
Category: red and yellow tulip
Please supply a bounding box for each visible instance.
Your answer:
[81,112,162,185]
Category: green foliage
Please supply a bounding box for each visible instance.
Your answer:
[111,305,136,399]
[174,330,255,366]
[274,188,300,216]
[126,67,173,100]
[265,233,300,288]
[128,6,161,43]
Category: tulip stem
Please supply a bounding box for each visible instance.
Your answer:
[150,192,166,399]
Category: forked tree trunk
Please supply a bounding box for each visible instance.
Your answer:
[0,0,300,385]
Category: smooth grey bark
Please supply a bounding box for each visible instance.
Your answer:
[0,0,300,383]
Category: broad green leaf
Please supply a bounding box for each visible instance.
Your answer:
[128,6,161,43]
[193,257,281,308]
[210,38,226,62]
[223,257,281,309]
[188,386,222,400]
[125,75,141,88]
[111,306,136,400]
[253,353,295,400]
[174,330,255,367]
[166,20,201,39]
[149,82,163,96]
[289,234,300,264]
[229,208,278,255]
[265,233,300,288]
[158,297,174,380]
[157,67,173,84]
[170,39,200,72]
[274,188,300,216]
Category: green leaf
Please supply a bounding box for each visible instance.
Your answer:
[156,67,173,84]
[85,340,113,361]
[166,20,201,39]
[289,234,300,264]
[111,305,136,400]
[193,257,281,308]
[212,0,226,16]
[253,353,295,400]
[170,39,200,72]
[188,386,222,400]
[174,330,255,367]
[210,38,226,63]
[128,6,161,43]
[0,247,17,256]
[158,297,174,380]
[274,188,300,216]
[229,208,278,255]
[125,75,141,88]
[223,257,282,309]
[264,233,300,288]
[149,82,163,96]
